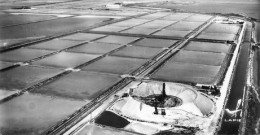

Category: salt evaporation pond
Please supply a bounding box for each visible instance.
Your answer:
[66,42,122,54]
[0,93,86,135]
[31,52,100,68]
[33,71,122,100]
[0,66,62,90]
[82,56,147,75]
[0,48,54,62]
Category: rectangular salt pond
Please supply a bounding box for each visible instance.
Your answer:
[120,27,158,35]
[0,93,86,135]
[148,20,176,26]
[165,21,204,31]
[111,19,150,27]
[0,65,62,91]
[59,33,105,41]
[33,71,122,100]
[0,48,54,62]
[160,13,192,21]
[0,16,110,40]
[82,56,147,75]
[183,41,232,53]
[196,32,236,41]
[0,13,58,27]
[204,23,241,34]
[183,14,212,22]
[91,25,129,32]
[169,50,227,66]
[77,124,135,135]
[153,29,191,37]
[111,46,163,59]
[150,62,221,84]
[27,39,84,50]
[135,20,174,29]
[32,52,100,68]
[66,42,122,54]
[132,38,178,48]
[95,35,139,45]
[138,12,170,19]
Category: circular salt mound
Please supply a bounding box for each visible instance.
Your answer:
[130,82,214,116]
[110,81,215,123]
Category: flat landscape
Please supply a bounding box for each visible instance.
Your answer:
[0,0,259,135]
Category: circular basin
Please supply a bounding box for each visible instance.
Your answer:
[110,81,215,124]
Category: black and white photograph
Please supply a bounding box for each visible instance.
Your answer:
[0,0,259,134]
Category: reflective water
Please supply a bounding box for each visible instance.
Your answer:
[166,21,204,31]
[219,42,250,134]
[151,62,220,84]
[160,13,192,21]
[138,12,170,19]
[183,41,232,53]
[91,25,129,32]
[67,42,122,54]
[82,56,147,74]
[204,23,241,34]
[153,29,191,37]
[0,66,62,90]
[33,71,121,100]
[27,39,84,50]
[0,13,57,27]
[111,18,150,27]
[59,33,105,41]
[77,124,135,135]
[0,48,54,62]
[170,50,227,66]
[183,14,212,22]
[120,27,158,35]
[197,32,236,41]
[95,35,138,45]
[31,52,100,68]
[255,23,260,43]
[111,46,163,59]
[132,38,178,48]
[95,111,130,128]
[0,93,85,135]
[135,20,174,29]
[0,16,110,43]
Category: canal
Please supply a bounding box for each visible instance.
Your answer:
[219,42,250,134]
